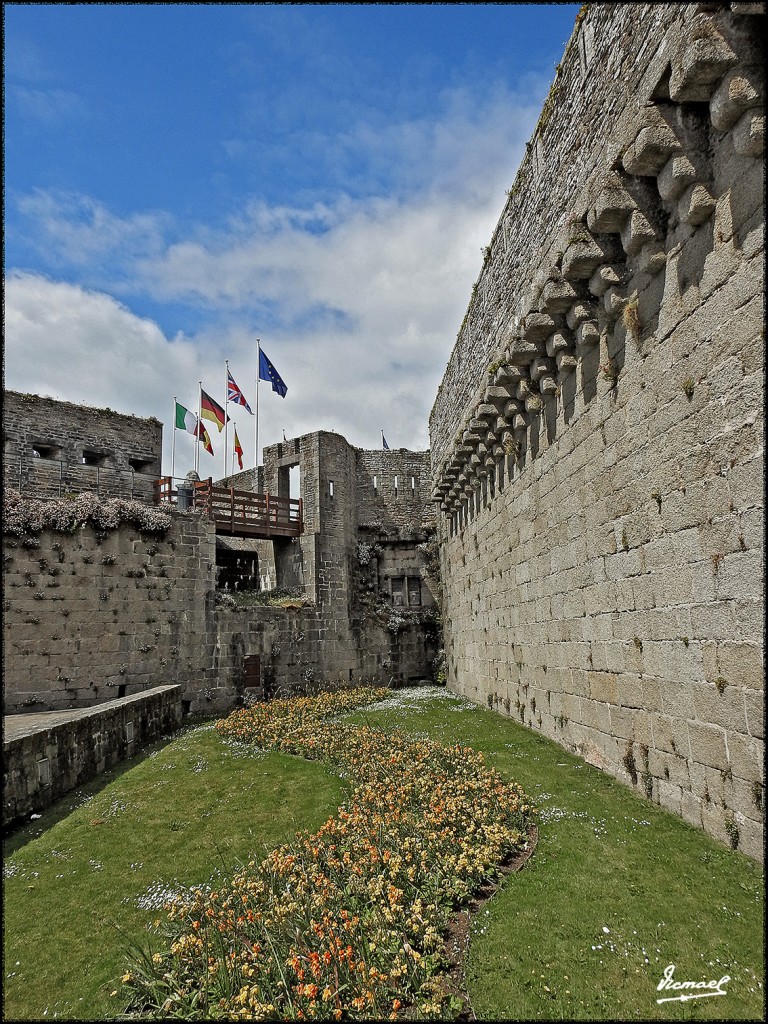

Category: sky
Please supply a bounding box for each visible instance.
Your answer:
[4,2,580,480]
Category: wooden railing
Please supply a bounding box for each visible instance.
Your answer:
[154,477,303,538]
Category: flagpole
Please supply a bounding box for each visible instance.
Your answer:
[172,397,177,485]
[255,339,261,478]
[196,382,202,476]
[224,359,229,480]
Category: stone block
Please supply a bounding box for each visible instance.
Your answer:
[692,680,748,732]
[687,721,729,770]
[562,239,607,280]
[622,120,681,176]
[538,278,577,313]
[620,209,657,256]
[732,109,764,157]
[714,641,764,689]
[508,338,541,366]
[677,183,716,226]
[710,67,762,132]
[726,730,764,782]
[566,300,597,329]
[669,25,737,102]
[657,153,699,201]
[575,320,600,350]
[588,671,618,704]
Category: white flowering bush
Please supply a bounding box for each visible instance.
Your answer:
[2,490,171,537]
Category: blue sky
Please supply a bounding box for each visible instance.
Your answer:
[4,2,580,478]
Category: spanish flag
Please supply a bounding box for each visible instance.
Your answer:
[196,421,214,456]
[234,427,244,471]
[200,388,229,432]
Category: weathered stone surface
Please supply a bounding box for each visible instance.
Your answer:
[538,278,578,313]
[669,22,737,102]
[523,312,557,342]
[732,109,765,156]
[710,67,762,131]
[622,122,681,177]
[431,4,764,860]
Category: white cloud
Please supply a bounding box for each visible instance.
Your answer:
[15,190,170,270]
[5,80,545,474]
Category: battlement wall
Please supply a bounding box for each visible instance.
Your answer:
[429,2,764,859]
[3,391,162,503]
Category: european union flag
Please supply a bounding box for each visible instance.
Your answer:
[258,347,287,398]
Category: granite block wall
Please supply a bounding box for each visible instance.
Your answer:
[3,685,182,825]
[3,391,162,503]
[429,2,764,858]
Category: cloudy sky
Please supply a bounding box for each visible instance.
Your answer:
[4,3,579,478]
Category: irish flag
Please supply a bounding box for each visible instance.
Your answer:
[175,401,197,435]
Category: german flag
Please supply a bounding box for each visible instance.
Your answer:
[200,389,228,432]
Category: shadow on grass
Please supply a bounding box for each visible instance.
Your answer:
[3,714,217,857]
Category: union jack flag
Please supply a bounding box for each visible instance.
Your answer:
[227,370,253,413]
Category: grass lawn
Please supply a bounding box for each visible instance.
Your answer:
[3,687,765,1021]
[2,721,348,1021]
[346,689,765,1021]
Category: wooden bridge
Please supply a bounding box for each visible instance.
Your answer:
[154,477,303,539]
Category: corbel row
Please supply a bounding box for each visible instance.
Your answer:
[430,4,763,514]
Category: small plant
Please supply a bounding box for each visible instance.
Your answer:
[621,529,629,550]
[681,636,690,647]
[633,636,643,651]
[714,676,728,694]
[724,814,739,850]
[710,552,724,574]
[101,555,116,565]
[602,361,618,383]
[622,297,640,342]
[651,489,662,510]
[752,781,763,812]
[622,742,638,785]
[681,377,695,400]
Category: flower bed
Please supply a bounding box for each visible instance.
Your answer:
[122,687,535,1020]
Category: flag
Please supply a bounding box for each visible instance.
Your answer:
[234,427,244,471]
[175,401,197,435]
[200,389,229,432]
[258,347,287,397]
[227,370,253,413]
[196,421,214,456]
[382,432,390,450]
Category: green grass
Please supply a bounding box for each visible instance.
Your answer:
[2,721,348,1021]
[346,689,765,1021]
[3,689,765,1021]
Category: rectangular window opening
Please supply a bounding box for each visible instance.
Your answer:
[82,449,107,467]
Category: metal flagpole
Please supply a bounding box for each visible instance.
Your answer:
[224,359,229,480]
[172,396,177,485]
[196,381,202,476]
[255,339,260,475]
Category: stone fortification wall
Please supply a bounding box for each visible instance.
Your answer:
[3,513,221,715]
[3,391,162,503]
[429,3,764,858]
[356,449,435,533]
[4,429,441,720]
[3,685,182,826]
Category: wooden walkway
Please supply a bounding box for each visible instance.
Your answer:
[154,477,303,538]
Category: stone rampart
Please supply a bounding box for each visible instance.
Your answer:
[429,3,764,858]
[3,685,182,825]
[3,391,162,503]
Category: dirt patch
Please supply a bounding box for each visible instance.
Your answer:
[435,824,540,1020]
